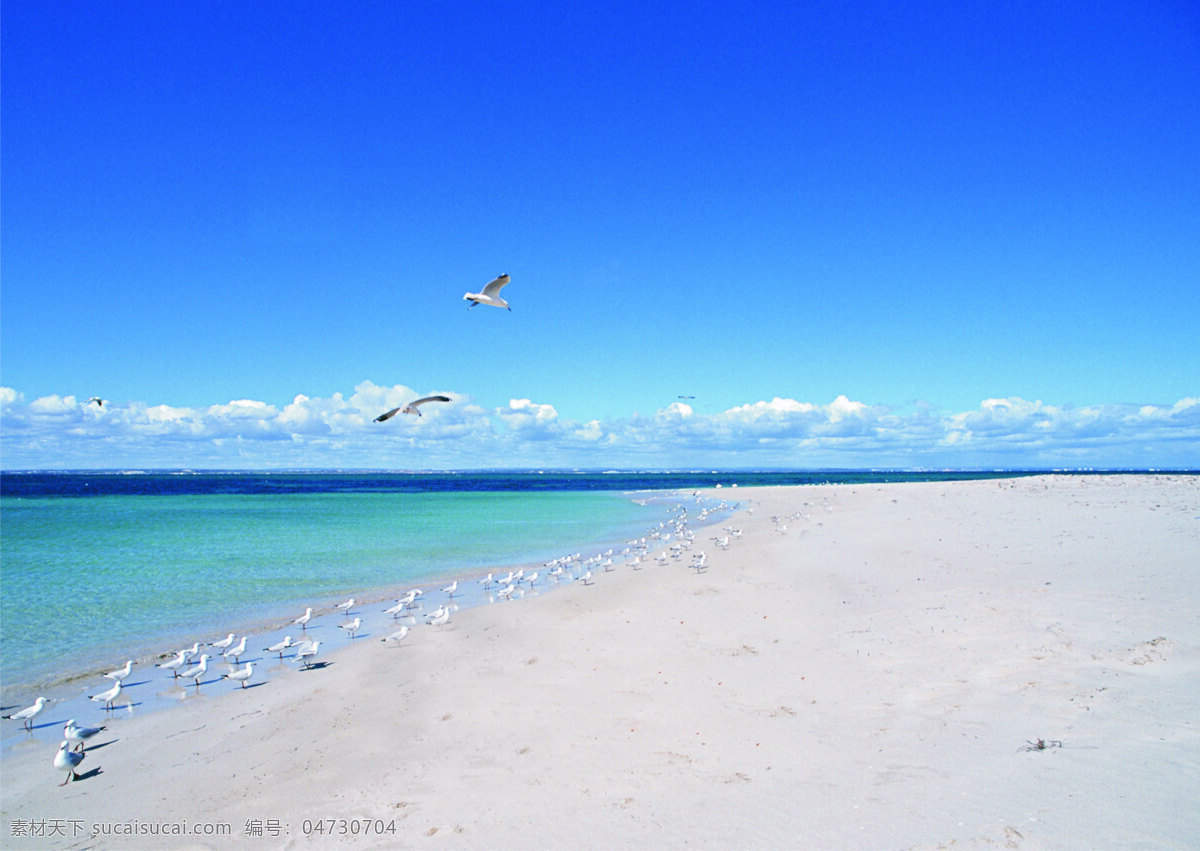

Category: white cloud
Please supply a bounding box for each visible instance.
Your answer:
[1,385,1196,469]
[496,399,562,440]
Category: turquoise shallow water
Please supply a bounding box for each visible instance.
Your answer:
[0,487,670,689]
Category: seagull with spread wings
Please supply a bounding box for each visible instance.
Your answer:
[463,273,512,310]
[374,395,451,422]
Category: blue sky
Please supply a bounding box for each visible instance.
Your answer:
[2,0,1197,470]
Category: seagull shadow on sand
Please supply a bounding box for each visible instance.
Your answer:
[108,678,153,691]
[104,699,144,713]
[225,654,265,666]
[28,717,70,733]
[68,766,104,785]
[81,738,119,754]
[227,681,267,692]
[298,661,331,672]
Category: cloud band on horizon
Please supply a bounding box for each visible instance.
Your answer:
[1,383,1196,471]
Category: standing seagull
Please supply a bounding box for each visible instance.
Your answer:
[222,635,249,663]
[222,662,254,688]
[104,660,134,682]
[88,681,122,710]
[54,741,86,785]
[157,649,189,677]
[338,617,362,640]
[374,396,451,422]
[295,640,321,669]
[383,600,407,619]
[210,633,236,652]
[64,720,107,753]
[381,626,409,645]
[293,607,314,630]
[179,654,209,687]
[463,273,512,310]
[4,696,48,731]
[264,636,295,658]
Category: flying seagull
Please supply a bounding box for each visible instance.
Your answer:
[374,396,451,422]
[463,273,512,310]
[85,397,105,406]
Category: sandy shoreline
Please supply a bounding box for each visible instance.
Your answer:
[2,474,1197,848]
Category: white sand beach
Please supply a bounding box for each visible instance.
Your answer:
[2,474,1197,848]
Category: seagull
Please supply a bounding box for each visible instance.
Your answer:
[383,600,407,619]
[85,396,105,406]
[335,598,356,614]
[222,635,249,662]
[293,608,314,630]
[495,583,515,600]
[157,650,189,677]
[463,273,512,310]
[222,662,254,688]
[374,396,452,422]
[4,696,48,731]
[442,580,458,597]
[339,617,362,639]
[264,636,294,658]
[54,741,86,785]
[424,605,448,623]
[295,640,321,669]
[182,642,202,660]
[580,570,593,586]
[210,633,236,651]
[381,626,409,645]
[64,719,106,752]
[524,571,538,587]
[179,654,209,687]
[478,572,494,588]
[89,681,122,710]
[427,607,451,627]
[104,660,135,682]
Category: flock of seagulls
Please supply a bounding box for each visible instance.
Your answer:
[6,483,747,788]
[14,274,743,789]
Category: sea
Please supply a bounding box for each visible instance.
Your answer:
[0,468,1037,747]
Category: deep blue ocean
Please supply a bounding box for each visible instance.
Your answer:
[0,469,1025,695]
